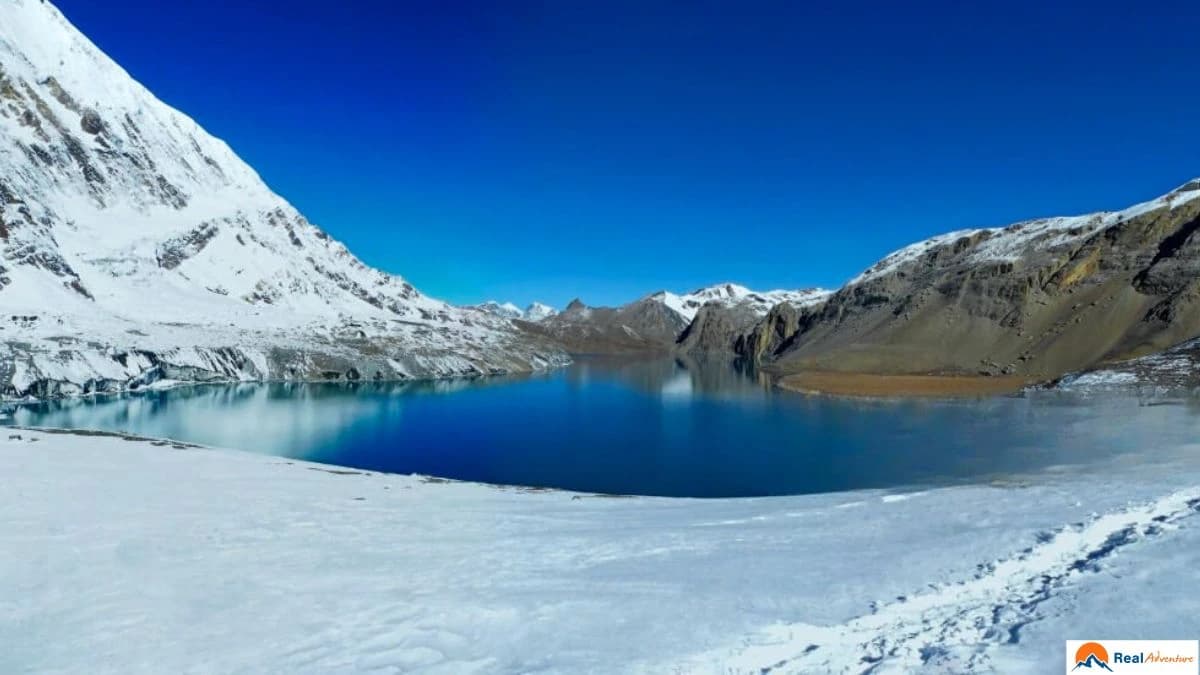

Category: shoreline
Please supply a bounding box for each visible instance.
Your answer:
[776,371,1036,398]
[0,359,572,406]
[0,425,965,500]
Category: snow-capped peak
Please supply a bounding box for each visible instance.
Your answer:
[471,301,524,319]
[651,283,831,322]
[470,301,559,322]
[523,302,558,321]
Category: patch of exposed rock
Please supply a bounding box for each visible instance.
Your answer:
[676,290,829,361]
[736,302,804,364]
[676,302,766,355]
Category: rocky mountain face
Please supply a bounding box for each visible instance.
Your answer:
[525,296,690,354]
[527,284,831,355]
[676,287,830,356]
[0,0,566,398]
[470,301,558,322]
[746,180,1200,381]
[655,283,829,324]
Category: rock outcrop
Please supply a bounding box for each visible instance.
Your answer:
[468,301,558,322]
[735,302,804,364]
[677,303,770,355]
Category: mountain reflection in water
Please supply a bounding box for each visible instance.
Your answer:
[9,357,1200,497]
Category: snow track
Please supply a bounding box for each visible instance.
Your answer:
[668,488,1200,674]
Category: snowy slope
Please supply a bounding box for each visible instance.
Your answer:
[652,283,831,323]
[0,0,566,397]
[1055,336,1200,393]
[5,428,1200,673]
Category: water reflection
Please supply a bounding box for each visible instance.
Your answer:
[8,358,1200,497]
[9,376,538,458]
[566,354,770,399]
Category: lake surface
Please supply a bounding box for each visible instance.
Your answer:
[8,356,1200,497]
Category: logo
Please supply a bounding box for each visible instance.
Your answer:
[1073,642,1113,671]
[1066,641,1199,674]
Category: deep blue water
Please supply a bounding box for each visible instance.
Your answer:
[8,357,1200,497]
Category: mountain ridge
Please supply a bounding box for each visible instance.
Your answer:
[469,301,558,322]
[524,283,831,354]
[741,178,1200,383]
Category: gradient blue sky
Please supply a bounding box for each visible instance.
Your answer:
[56,0,1200,308]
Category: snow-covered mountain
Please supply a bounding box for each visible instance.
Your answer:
[469,301,558,322]
[470,302,525,320]
[523,302,558,321]
[653,283,830,323]
[0,0,566,397]
[670,284,832,356]
[528,283,831,354]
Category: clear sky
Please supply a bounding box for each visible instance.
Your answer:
[54,0,1200,308]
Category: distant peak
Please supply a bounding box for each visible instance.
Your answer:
[524,302,558,321]
[688,283,753,300]
[646,283,831,322]
[470,300,557,321]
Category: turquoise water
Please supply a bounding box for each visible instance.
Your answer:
[8,357,1200,497]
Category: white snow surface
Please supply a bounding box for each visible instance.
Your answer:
[850,179,1200,285]
[651,283,831,323]
[1055,337,1200,393]
[1056,370,1143,389]
[0,0,565,394]
[5,428,1200,674]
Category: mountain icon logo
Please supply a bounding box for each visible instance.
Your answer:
[1073,642,1114,671]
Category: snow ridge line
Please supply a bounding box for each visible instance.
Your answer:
[665,487,1200,674]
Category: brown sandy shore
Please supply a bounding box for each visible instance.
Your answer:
[777,371,1037,398]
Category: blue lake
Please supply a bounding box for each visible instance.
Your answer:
[8,357,1200,497]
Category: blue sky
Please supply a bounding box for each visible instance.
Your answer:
[56,0,1200,308]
